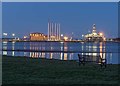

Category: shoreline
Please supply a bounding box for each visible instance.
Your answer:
[2,55,119,65]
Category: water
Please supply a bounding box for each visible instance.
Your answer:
[2,41,120,64]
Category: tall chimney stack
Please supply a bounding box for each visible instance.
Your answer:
[49,22,51,40]
[48,22,49,40]
[59,23,60,40]
[55,23,56,40]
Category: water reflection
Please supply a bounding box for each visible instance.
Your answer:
[2,41,118,64]
[3,51,7,55]
[24,42,27,56]
[60,53,63,60]
[81,42,109,62]
[110,53,112,64]
[3,42,7,55]
[50,53,53,59]
[99,42,103,58]
[29,42,112,62]
[64,53,67,60]
[30,52,45,58]
[69,53,73,60]
[12,42,15,56]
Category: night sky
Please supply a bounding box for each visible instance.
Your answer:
[2,2,118,38]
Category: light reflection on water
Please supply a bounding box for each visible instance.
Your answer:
[2,41,119,64]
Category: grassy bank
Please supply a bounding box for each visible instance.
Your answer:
[2,55,119,85]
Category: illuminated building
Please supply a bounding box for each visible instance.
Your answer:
[30,32,47,41]
[84,24,105,41]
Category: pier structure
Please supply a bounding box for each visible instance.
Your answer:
[48,20,61,41]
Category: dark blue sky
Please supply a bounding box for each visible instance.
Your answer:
[3,2,118,38]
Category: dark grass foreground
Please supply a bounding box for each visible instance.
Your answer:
[2,55,119,85]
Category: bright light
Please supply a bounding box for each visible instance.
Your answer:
[61,34,63,37]
[24,36,27,39]
[18,38,20,40]
[99,33,103,36]
[12,33,15,36]
[89,38,91,40]
[60,42,63,44]
[103,37,106,41]
[82,34,84,37]
[3,41,7,43]
[3,33,7,36]
[64,36,68,41]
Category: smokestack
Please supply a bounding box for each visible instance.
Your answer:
[59,23,60,40]
[48,19,61,41]
[48,22,49,40]
[52,23,54,40]
[50,22,52,41]
[49,22,51,40]
[55,23,56,40]
[56,23,57,40]
[57,23,59,40]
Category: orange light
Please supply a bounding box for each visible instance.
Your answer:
[64,36,68,41]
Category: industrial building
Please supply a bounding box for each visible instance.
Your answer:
[84,24,105,42]
[29,32,47,41]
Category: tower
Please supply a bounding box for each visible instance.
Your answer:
[92,24,96,34]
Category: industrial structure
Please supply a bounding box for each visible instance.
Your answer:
[48,20,61,41]
[84,24,105,41]
[29,32,47,41]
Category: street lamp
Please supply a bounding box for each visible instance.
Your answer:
[82,34,84,37]
[61,34,63,40]
[3,33,7,37]
[61,34,63,37]
[3,33,7,36]
[12,33,15,41]
[82,34,84,38]
[12,33,15,37]
[82,34,84,41]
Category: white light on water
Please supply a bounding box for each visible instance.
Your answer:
[60,42,63,44]
[93,53,97,56]
[3,51,7,55]
[3,41,7,43]
[12,41,15,43]
[12,51,15,56]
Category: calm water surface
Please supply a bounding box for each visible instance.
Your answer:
[2,41,120,64]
